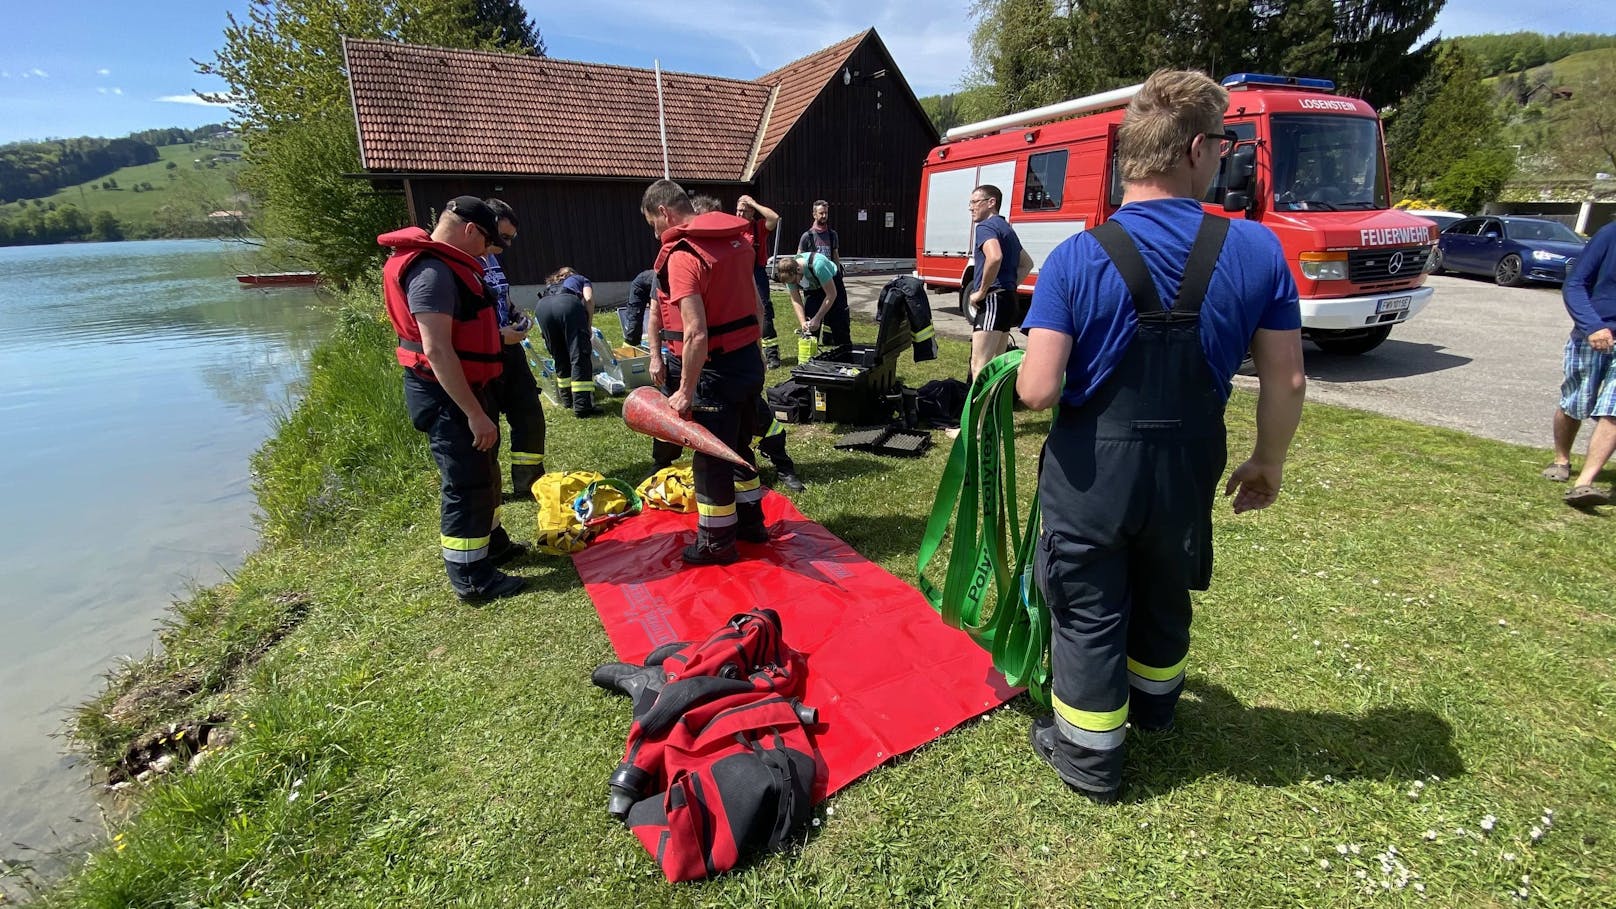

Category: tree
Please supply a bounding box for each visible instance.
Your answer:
[90,210,123,242]
[1385,44,1513,204]
[1429,146,1514,212]
[198,0,545,285]
[459,0,543,54]
[967,0,1440,116]
[1323,0,1443,108]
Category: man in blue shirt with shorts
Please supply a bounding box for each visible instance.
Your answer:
[1016,69,1308,802]
[968,184,1034,381]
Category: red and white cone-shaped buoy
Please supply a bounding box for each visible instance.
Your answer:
[621,386,752,470]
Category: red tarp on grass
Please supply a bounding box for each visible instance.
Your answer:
[574,492,1018,798]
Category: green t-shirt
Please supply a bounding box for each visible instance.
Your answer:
[795,251,840,291]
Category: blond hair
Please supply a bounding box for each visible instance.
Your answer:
[545,266,576,285]
[1116,69,1228,182]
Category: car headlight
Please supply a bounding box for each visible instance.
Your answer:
[1532,249,1564,262]
[1300,259,1348,280]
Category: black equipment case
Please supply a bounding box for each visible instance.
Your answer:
[789,304,913,425]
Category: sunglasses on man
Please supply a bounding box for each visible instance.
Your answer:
[1202,130,1241,157]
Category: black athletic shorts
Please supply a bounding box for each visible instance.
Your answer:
[971,286,1018,333]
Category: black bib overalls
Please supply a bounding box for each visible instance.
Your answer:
[1034,215,1231,795]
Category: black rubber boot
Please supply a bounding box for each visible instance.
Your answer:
[448,559,527,603]
[736,501,769,543]
[557,386,573,410]
[511,465,544,500]
[573,389,603,418]
[1030,716,1121,804]
[488,526,529,567]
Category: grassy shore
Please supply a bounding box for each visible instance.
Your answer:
[36,284,1616,907]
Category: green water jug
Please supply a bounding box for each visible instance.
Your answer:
[797,331,820,362]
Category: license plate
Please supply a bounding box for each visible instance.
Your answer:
[1376,295,1411,314]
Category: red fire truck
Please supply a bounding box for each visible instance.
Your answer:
[915,73,1436,355]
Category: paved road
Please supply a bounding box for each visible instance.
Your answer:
[841,273,1579,454]
[1248,274,1577,453]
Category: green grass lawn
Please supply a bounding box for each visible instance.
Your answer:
[15,143,243,231]
[37,288,1616,907]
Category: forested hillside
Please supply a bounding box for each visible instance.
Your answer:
[0,124,227,204]
[0,140,245,246]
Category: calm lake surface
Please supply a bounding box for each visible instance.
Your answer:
[0,239,330,877]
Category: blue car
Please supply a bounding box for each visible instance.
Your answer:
[1435,216,1587,286]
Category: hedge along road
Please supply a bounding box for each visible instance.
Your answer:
[1233,274,1583,455]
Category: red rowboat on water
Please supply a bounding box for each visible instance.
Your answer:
[236,272,320,286]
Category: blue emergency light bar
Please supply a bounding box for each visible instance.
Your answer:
[1222,73,1336,91]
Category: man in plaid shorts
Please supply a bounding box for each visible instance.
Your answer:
[1553,220,1616,507]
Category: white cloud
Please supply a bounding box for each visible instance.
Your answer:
[97,68,111,76]
[1,71,10,79]
[96,87,107,95]
[156,93,232,107]
[112,87,123,96]
[28,68,48,79]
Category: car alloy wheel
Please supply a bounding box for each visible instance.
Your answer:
[1495,253,1524,287]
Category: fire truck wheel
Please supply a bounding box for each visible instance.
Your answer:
[1312,325,1393,356]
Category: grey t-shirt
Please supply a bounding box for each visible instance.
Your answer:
[405,257,461,317]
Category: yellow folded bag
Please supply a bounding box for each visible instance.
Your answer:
[533,470,641,554]
[636,465,697,513]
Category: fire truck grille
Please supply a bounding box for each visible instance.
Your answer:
[1348,246,1428,283]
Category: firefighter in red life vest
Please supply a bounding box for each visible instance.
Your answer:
[643,180,769,565]
[380,196,528,602]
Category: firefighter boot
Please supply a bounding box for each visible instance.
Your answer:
[682,525,739,566]
[511,463,545,500]
[448,558,527,603]
[764,346,782,370]
[557,385,573,411]
[488,525,529,567]
[736,501,769,544]
[573,389,604,418]
[1030,716,1122,805]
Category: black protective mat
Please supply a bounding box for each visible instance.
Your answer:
[833,426,932,458]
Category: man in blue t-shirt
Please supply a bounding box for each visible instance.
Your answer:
[968,184,1034,380]
[1555,220,1616,507]
[1015,70,1307,803]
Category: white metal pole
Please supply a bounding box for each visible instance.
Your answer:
[654,59,670,179]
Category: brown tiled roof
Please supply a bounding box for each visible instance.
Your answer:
[345,39,772,180]
[752,31,869,167]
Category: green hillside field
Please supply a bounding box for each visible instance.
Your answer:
[5,142,246,236]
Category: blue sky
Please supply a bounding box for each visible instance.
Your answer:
[2,0,1614,145]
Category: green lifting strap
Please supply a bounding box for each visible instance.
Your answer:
[916,350,1052,705]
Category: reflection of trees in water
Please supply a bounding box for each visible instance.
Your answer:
[195,338,319,416]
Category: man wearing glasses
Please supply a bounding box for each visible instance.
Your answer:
[967,184,1035,381]
[1015,71,1305,802]
[380,195,528,602]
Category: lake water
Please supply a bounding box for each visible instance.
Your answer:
[0,239,330,883]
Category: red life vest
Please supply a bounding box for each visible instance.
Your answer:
[654,212,761,357]
[378,227,503,385]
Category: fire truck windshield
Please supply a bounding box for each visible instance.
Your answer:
[1268,115,1388,212]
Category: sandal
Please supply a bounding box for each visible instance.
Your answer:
[1541,462,1572,482]
[1564,484,1610,508]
